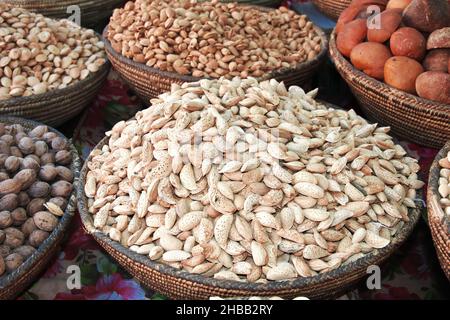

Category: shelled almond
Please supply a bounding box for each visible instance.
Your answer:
[107,0,322,78]
[84,77,424,282]
[0,5,106,101]
[437,151,450,217]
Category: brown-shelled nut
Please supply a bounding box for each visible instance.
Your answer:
[0,123,5,136]
[28,126,48,139]
[5,253,23,272]
[5,156,20,172]
[0,141,9,154]
[0,194,19,211]
[49,197,67,211]
[27,181,50,198]
[42,132,57,144]
[0,172,9,182]
[55,150,72,165]
[33,211,58,232]
[21,218,37,237]
[20,157,40,172]
[0,179,21,195]
[0,211,13,228]
[0,154,8,167]
[9,146,23,158]
[0,255,5,276]
[9,124,24,134]
[40,153,55,165]
[13,169,36,190]
[13,245,36,259]
[26,198,46,216]
[17,192,30,207]
[15,132,27,145]
[56,166,73,182]
[1,135,14,145]
[39,165,58,182]
[0,245,10,258]
[11,208,27,226]
[4,228,25,248]
[28,230,49,248]
[51,180,73,198]
[34,141,48,156]
[51,137,68,151]
[0,230,5,244]
[25,154,41,165]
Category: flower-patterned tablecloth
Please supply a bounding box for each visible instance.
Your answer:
[16,67,449,300]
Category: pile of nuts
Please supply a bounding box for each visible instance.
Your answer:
[84,77,423,282]
[0,5,106,101]
[0,123,74,277]
[437,151,450,217]
[107,0,322,78]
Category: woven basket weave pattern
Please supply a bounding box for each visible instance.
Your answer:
[312,0,352,20]
[329,32,450,149]
[0,116,81,300]
[427,141,450,280]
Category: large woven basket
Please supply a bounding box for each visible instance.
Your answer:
[0,61,109,127]
[312,0,352,20]
[103,7,328,102]
[0,116,81,300]
[2,0,126,29]
[427,141,450,280]
[77,120,422,300]
[329,32,450,149]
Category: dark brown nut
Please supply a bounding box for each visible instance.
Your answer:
[9,146,23,158]
[42,132,57,144]
[0,245,11,258]
[39,165,58,182]
[51,137,68,151]
[29,125,48,138]
[27,181,50,198]
[4,228,25,248]
[0,179,21,196]
[4,156,20,172]
[11,208,27,226]
[0,230,5,244]
[29,229,49,248]
[17,191,30,207]
[34,141,48,156]
[40,152,55,165]
[0,172,9,182]
[27,198,45,216]
[20,157,40,172]
[18,137,35,154]
[49,197,68,211]
[5,253,23,272]
[55,150,72,165]
[13,245,36,259]
[15,132,27,145]
[1,134,14,145]
[56,166,73,182]
[13,169,36,190]
[51,180,73,198]
[33,211,58,232]
[0,211,13,228]
[0,154,8,168]
[0,142,9,155]
[0,255,5,276]
[0,194,19,211]
[21,218,37,236]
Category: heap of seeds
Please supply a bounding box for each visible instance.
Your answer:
[0,5,106,100]
[437,151,450,217]
[107,0,322,78]
[84,77,423,282]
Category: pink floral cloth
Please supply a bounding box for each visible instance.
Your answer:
[15,69,449,300]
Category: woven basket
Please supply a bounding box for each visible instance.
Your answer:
[329,32,450,149]
[0,61,109,127]
[2,0,126,29]
[312,0,352,20]
[103,7,328,102]
[427,141,450,280]
[77,121,422,300]
[0,116,81,300]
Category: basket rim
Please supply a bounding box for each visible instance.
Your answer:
[77,108,422,295]
[0,32,110,109]
[328,30,450,112]
[0,116,81,292]
[101,4,329,84]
